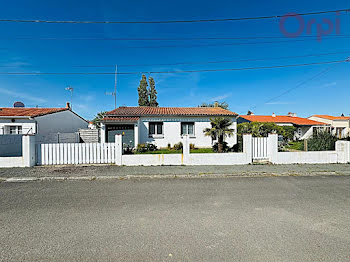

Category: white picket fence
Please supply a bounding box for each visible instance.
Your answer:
[37,143,115,165]
[252,137,268,160]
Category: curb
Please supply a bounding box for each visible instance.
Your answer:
[0,172,349,183]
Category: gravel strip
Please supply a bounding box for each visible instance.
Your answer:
[0,164,349,179]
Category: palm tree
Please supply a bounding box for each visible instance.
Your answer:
[92,111,106,128]
[203,117,235,153]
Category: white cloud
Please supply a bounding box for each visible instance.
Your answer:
[323,82,337,88]
[265,101,295,105]
[0,87,47,104]
[209,93,232,102]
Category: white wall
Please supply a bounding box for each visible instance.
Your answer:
[35,110,88,135]
[0,118,36,135]
[267,134,349,164]
[118,134,251,166]
[139,116,237,148]
[0,135,36,168]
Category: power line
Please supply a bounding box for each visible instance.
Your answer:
[246,59,347,112]
[0,50,347,69]
[0,35,348,51]
[1,34,350,41]
[0,59,347,75]
[122,37,350,49]
[0,8,348,24]
[74,50,350,68]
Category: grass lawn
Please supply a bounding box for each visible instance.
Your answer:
[134,148,214,154]
[190,148,214,153]
[283,141,304,151]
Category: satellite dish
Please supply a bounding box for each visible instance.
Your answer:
[13,101,25,108]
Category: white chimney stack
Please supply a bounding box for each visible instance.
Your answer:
[272,113,276,117]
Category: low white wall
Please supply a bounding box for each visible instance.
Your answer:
[272,151,338,164]
[116,134,252,166]
[268,134,350,164]
[0,135,36,168]
[122,154,183,166]
[186,152,250,165]
[0,157,24,167]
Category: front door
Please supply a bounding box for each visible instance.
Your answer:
[107,125,135,147]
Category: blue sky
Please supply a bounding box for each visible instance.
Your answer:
[0,0,349,120]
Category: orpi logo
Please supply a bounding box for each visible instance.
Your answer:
[279,12,341,41]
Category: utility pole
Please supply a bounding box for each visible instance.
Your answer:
[105,65,117,109]
[65,86,74,109]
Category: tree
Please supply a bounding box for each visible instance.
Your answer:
[92,111,106,128]
[148,76,158,107]
[138,74,149,106]
[237,122,296,141]
[203,117,235,153]
[199,101,229,110]
[308,130,337,151]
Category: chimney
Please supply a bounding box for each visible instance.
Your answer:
[214,101,219,107]
[288,112,297,117]
[247,110,254,115]
[272,113,276,117]
[66,102,71,109]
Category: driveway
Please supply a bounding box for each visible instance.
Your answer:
[1,176,350,261]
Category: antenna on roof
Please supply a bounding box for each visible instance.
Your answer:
[105,65,118,109]
[65,86,74,109]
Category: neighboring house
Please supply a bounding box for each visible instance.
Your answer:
[101,106,238,148]
[0,103,88,137]
[308,115,350,138]
[237,113,328,140]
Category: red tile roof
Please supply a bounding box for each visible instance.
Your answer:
[106,107,237,117]
[0,108,69,117]
[311,115,350,120]
[103,117,140,122]
[239,115,327,126]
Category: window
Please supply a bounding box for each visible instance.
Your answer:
[149,122,163,135]
[181,122,194,136]
[297,128,302,137]
[7,126,22,135]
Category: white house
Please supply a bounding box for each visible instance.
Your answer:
[237,113,329,140]
[0,103,88,137]
[101,106,238,148]
[308,115,350,138]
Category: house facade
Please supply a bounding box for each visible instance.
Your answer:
[308,115,350,138]
[101,106,238,148]
[0,103,88,138]
[237,113,328,140]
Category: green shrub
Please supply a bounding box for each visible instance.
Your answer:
[212,141,230,153]
[232,135,243,152]
[190,143,196,150]
[167,143,171,150]
[173,142,183,151]
[136,143,158,153]
[307,130,337,151]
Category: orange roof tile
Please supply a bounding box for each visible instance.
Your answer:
[311,115,350,121]
[0,108,69,117]
[103,117,140,122]
[239,115,327,126]
[106,107,237,117]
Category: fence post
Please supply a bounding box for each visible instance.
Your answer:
[336,141,350,163]
[115,134,123,165]
[242,134,252,164]
[267,133,278,164]
[182,135,190,165]
[22,135,36,167]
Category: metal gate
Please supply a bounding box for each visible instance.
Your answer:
[252,137,268,160]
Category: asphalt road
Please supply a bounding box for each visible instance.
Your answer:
[1,176,350,261]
